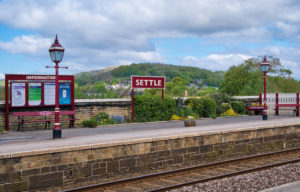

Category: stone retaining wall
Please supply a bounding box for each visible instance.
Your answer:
[0,99,131,131]
[0,123,299,191]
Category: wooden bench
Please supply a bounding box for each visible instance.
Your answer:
[12,110,76,131]
[246,106,265,115]
[274,104,300,116]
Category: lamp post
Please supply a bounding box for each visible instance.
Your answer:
[48,35,66,139]
[260,56,270,120]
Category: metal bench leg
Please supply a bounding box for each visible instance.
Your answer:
[21,119,24,132]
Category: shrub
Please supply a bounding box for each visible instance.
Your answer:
[111,115,125,124]
[82,119,98,128]
[186,98,202,117]
[171,114,182,120]
[230,101,246,114]
[209,93,232,115]
[96,112,115,125]
[221,103,231,113]
[175,105,197,119]
[134,95,176,122]
[200,96,217,118]
[186,96,216,118]
[222,107,237,117]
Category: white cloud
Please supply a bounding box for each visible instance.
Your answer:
[182,54,250,71]
[0,73,4,79]
[0,35,51,56]
[0,0,300,75]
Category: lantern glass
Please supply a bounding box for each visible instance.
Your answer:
[55,50,64,62]
[50,51,56,62]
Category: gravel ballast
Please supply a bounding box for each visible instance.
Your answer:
[169,162,300,192]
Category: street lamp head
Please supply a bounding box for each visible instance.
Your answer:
[49,34,65,63]
[260,56,270,73]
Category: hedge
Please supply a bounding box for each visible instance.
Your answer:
[209,93,232,115]
[134,95,176,122]
[230,101,246,114]
[186,96,216,118]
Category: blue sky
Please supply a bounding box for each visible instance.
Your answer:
[1,0,300,79]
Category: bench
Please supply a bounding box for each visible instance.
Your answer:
[12,110,76,131]
[274,104,300,116]
[246,106,266,115]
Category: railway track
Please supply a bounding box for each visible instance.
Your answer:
[62,148,300,192]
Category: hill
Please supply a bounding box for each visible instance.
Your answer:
[75,63,224,87]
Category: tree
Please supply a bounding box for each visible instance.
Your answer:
[220,58,300,96]
[165,76,188,97]
[219,59,258,95]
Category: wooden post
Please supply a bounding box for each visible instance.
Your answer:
[131,89,134,123]
[297,93,299,116]
[5,75,9,131]
[275,93,279,116]
[259,93,262,105]
[162,89,164,100]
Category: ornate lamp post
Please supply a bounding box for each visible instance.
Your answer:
[48,35,66,139]
[260,56,270,120]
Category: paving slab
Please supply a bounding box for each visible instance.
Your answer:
[260,180,300,192]
[0,115,299,155]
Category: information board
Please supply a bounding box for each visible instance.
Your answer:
[28,83,41,106]
[59,83,71,104]
[11,83,26,106]
[44,83,55,105]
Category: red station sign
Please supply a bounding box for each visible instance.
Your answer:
[130,76,165,123]
[131,76,165,89]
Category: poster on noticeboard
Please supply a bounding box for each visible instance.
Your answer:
[28,83,41,106]
[11,83,26,106]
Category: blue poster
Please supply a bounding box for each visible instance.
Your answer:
[59,83,71,104]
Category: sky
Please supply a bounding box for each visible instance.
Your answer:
[1,0,300,79]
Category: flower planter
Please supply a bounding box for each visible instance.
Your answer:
[184,119,196,127]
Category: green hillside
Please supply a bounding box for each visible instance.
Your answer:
[75,63,224,87]
[0,80,4,86]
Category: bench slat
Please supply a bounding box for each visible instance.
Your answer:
[13,110,74,117]
[275,104,300,107]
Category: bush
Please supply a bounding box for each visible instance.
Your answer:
[134,95,176,122]
[186,96,216,118]
[96,112,115,125]
[175,105,197,119]
[209,93,232,115]
[221,103,231,113]
[82,119,98,128]
[222,107,237,117]
[186,98,202,117]
[230,101,246,114]
[200,96,217,118]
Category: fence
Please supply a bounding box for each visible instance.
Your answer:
[262,93,299,116]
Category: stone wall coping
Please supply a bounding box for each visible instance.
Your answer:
[0,96,258,108]
[1,122,300,159]
[0,99,132,108]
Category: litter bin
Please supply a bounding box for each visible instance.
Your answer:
[262,111,268,120]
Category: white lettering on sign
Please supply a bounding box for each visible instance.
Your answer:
[134,80,163,87]
[132,76,165,89]
[26,76,55,80]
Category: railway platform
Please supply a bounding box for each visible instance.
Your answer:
[0,115,299,155]
[1,115,300,191]
[262,180,300,192]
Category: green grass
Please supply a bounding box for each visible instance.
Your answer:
[0,80,4,86]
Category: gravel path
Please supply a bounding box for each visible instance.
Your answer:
[169,162,300,192]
